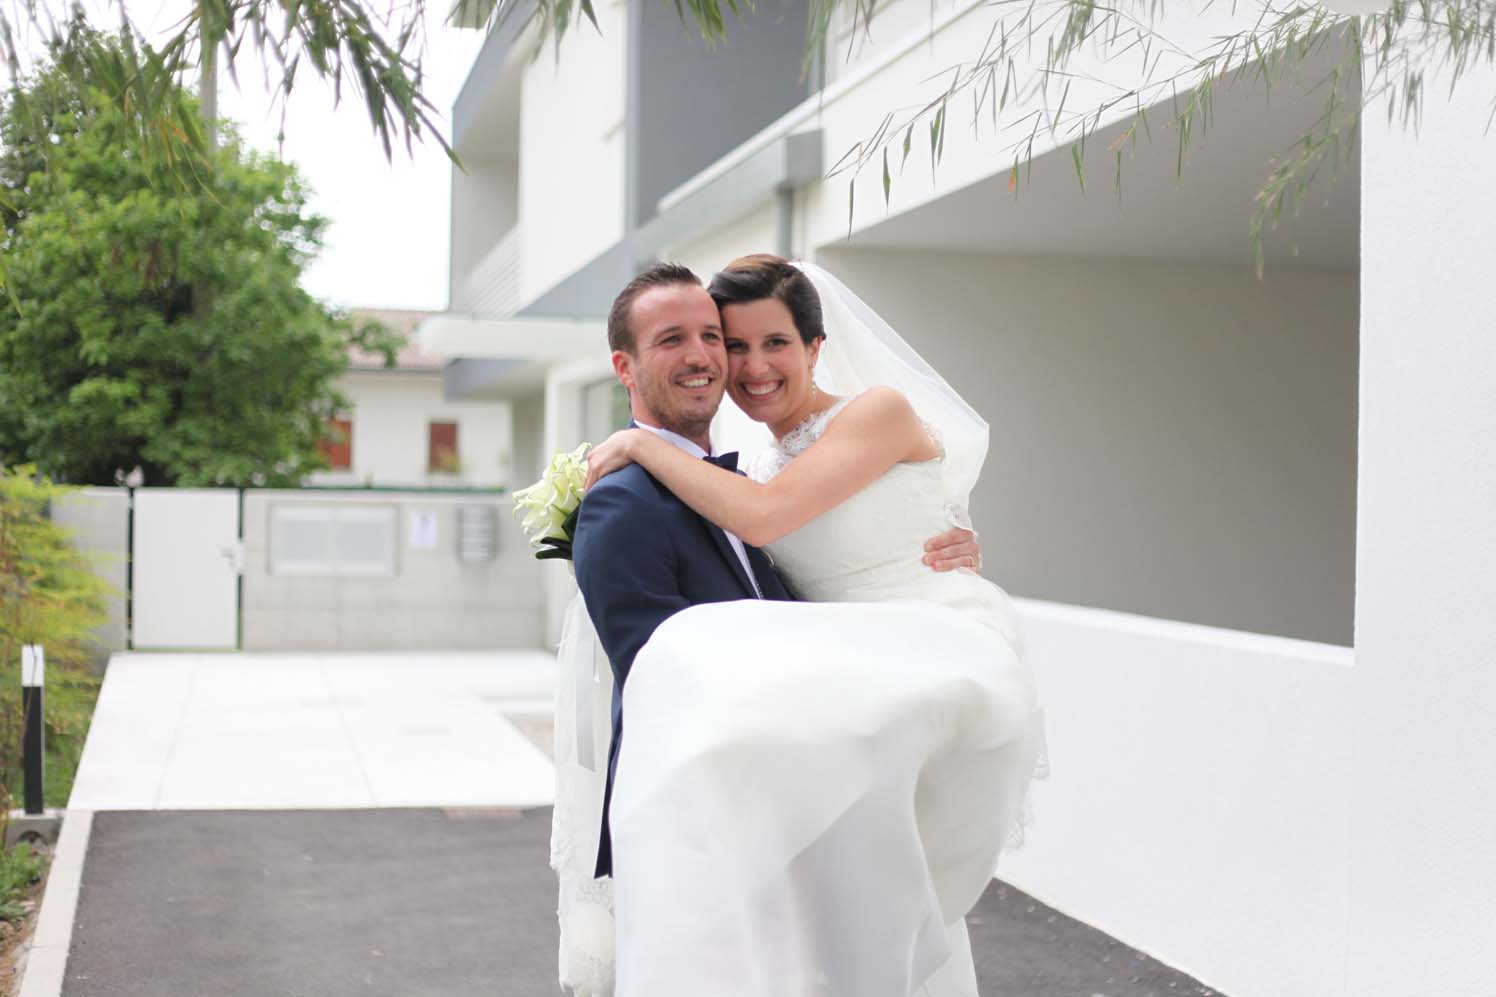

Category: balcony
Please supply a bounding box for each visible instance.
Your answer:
[453,225,521,317]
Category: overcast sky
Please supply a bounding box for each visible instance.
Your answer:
[214,12,485,313]
[15,1,488,312]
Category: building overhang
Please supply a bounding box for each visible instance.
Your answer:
[417,314,605,400]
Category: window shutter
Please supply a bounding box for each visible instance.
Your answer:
[429,421,460,472]
[321,418,353,470]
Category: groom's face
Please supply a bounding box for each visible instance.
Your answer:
[614,283,726,442]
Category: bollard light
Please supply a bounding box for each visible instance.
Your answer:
[20,645,44,816]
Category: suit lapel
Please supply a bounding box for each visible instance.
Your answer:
[628,420,760,599]
[703,520,759,599]
[745,545,790,600]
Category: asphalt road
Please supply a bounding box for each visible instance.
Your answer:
[63,808,1220,996]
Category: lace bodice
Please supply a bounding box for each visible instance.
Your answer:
[748,394,1022,652]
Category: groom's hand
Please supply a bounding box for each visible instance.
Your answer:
[923,527,981,573]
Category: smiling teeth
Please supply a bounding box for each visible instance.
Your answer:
[679,377,710,388]
[743,382,780,397]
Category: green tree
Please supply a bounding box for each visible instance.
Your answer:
[0,31,395,487]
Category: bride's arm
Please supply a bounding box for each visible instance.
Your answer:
[584,387,937,548]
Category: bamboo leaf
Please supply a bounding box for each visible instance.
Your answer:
[578,0,600,32]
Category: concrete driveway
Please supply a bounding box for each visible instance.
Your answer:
[61,807,1220,996]
[29,651,1221,996]
[67,651,557,811]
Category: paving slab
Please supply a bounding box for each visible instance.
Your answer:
[69,652,557,811]
[63,808,1223,997]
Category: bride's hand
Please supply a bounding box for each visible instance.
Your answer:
[585,428,649,490]
[923,527,981,573]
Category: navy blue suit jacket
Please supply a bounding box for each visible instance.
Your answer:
[572,457,793,878]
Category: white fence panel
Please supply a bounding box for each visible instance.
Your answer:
[131,489,240,649]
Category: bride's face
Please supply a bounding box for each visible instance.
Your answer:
[722,297,821,426]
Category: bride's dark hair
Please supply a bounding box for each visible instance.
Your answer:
[708,254,826,345]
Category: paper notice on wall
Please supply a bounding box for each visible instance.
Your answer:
[408,509,439,551]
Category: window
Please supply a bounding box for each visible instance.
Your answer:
[582,379,630,443]
[321,417,353,471]
[269,504,397,577]
[428,421,460,473]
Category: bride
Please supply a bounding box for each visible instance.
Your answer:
[558,255,1044,996]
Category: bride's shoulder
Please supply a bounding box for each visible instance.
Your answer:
[827,386,923,435]
[822,388,942,462]
[774,388,928,464]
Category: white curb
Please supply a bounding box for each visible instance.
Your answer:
[17,810,93,997]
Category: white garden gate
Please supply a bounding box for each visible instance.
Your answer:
[130,489,241,650]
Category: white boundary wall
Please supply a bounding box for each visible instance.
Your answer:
[1003,600,1353,997]
[51,488,130,663]
[241,489,544,651]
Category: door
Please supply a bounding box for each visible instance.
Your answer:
[131,489,241,649]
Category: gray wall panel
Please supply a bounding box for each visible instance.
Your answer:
[53,488,131,667]
[630,0,811,228]
[241,490,544,652]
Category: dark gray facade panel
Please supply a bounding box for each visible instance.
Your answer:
[631,0,812,228]
[632,129,823,260]
[443,357,526,401]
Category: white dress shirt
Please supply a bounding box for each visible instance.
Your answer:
[634,420,763,598]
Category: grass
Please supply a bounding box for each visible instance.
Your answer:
[1,666,102,811]
[0,844,42,923]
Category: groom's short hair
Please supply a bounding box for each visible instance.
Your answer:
[608,262,702,355]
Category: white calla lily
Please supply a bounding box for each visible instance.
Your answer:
[512,442,593,550]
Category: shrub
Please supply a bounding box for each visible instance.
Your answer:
[0,466,110,819]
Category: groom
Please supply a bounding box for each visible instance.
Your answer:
[571,262,982,878]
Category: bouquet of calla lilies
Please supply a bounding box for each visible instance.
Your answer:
[512,443,591,561]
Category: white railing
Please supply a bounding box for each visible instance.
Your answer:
[455,225,521,317]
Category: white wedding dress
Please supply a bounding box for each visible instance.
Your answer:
[606,395,1046,996]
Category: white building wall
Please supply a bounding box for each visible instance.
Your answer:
[797,3,1268,250]
[669,202,777,281]
[540,353,619,645]
[308,371,514,489]
[517,0,628,304]
[662,203,782,458]
[1348,63,1496,997]
[817,248,1359,645]
[821,0,950,87]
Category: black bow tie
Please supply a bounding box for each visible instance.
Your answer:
[704,451,739,472]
